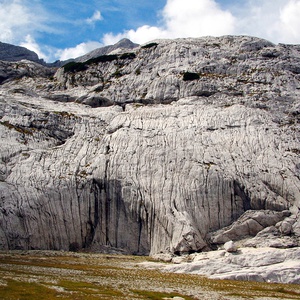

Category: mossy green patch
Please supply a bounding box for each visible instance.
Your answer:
[0,120,33,135]
[131,289,195,299]
[0,279,64,300]
[209,278,300,299]
[58,280,124,298]
[1,252,300,300]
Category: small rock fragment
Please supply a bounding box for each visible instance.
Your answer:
[224,241,237,252]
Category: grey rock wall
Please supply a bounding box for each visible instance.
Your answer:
[0,36,299,255]
[0,42,41,63]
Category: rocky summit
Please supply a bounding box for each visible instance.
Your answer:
[0,42,43,64]
[0,36,299,264]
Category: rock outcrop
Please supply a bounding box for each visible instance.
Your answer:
[0,42,42,64]
[0,36,299,258]
[150,247,300,284]
[0,60,55,84]
[209,210,292,245]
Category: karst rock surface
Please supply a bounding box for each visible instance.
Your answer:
[0,36,299,256]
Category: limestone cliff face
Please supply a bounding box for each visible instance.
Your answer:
[0,36,299,255]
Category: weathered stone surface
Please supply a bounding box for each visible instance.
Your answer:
[0,42,41,63]
[0,60,55,84]
[0,36,299,258]
[209,210,291,245]
[242,226,299,249]
[159,247,300,284]
[224,241,237,252]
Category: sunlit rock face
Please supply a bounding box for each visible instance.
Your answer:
[0,36,299,255]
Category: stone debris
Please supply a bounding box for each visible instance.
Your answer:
[224,241,237,252]
[149,247,300,284]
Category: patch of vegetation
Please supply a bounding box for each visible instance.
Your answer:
[119,52,136,60]
[183,72,200,81]
[135,68,141,75]
[63,55,119,73]
[93,85,104,92]
[212,43,221,48]
[53,111,76,118]
[77,170,88,178]
[59,280,124,298]
[86,54,119,65]
[289,148,300,154]
[0,121,33,135]
[112,69,123,78]
[210,278,300,299]
[141,42,158,49]
[63,53,135,74]
[131,289,195,300]
[199,72,227,79]
[63,61,88,73]
[0,279,62,300]
[59,280,125,299]
[1,252,300,300]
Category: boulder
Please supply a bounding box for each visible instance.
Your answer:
[224,241,237,252]
[209,210,291,245]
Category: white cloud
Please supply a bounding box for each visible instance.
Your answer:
[102,0,300,46]
[224,0,300,44]
[279,0,300,43]
[0,0,47,44]
[102,0,235,45]
[0,0,56,61]
[103,25,167,45]
[162,0,235,37]
[86,10,103,24]
[20,35,48,61]
[55,41,103,61]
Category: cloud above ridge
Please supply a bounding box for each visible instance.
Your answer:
[20,35,49,61]
[103,0,235,44]
[103,0,300,45]
[56,41,103,61]
[279,0,300,43]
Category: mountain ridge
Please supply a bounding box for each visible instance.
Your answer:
[0,41,43,64]
[0,39,139,67]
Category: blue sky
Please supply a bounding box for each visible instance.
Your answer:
[1,0,300,62]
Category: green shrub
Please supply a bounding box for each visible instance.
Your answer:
[63,61,88,73]
[141,42,158,49]
[120,52,136,59]
[183,72,200,81]
[135,68,141,75]
[86,54,118,65]
[112,69,123,78]
[63,55,120,73]
[63,56,115,73]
